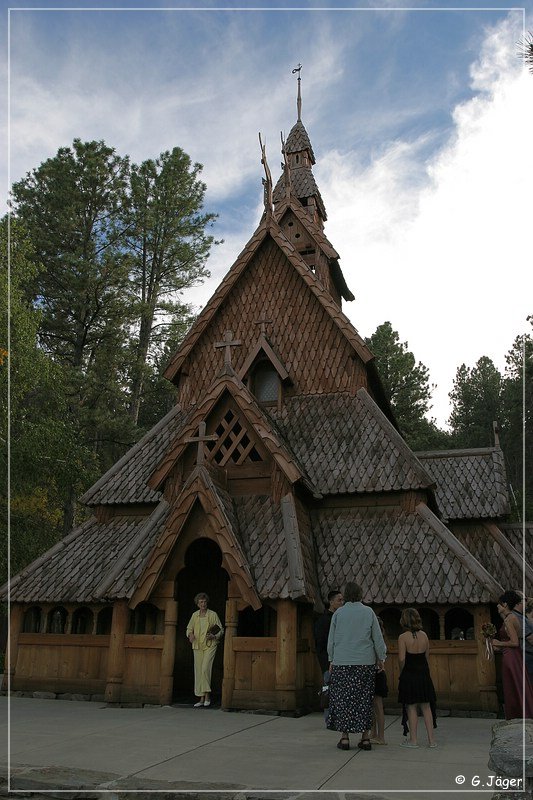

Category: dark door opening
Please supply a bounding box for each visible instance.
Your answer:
[173,537,228,703]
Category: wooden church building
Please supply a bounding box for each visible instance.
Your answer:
[3,80,531,714]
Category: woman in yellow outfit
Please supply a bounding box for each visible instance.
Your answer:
[186,592,224,707]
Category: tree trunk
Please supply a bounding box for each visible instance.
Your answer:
[62,486,76,536]
[128,305,156,425]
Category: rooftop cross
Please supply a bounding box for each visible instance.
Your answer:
[292,63,302,120]
[215,330,242,367]
[255,318,273,337]
[185,421,217,466]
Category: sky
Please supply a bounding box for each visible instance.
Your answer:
[3,0,533,428]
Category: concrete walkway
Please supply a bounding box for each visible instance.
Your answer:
[0,696,509,798]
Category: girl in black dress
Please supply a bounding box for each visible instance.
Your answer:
[398,608,437,748]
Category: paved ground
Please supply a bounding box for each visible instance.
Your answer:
[0,696,515,798]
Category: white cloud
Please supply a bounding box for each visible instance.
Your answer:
[6,10,531,431]
[315,16,532,426]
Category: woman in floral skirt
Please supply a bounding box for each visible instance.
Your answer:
[326,581,387,751]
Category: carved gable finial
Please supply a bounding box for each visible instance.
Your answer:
[281,132,291,200]
[259,133,273,218]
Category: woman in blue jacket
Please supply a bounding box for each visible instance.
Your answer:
[326,582,386,751]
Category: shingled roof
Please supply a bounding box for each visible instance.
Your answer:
[163,219,373,384]
[416,448,509,520]
[80,404,188,507]
[284,119,316,162]
[268,388,434,495]
[312,503,502,605]
[273,167,327,220]
[500,523,533,577]
[4,509,169,603]
[450,521,532,594]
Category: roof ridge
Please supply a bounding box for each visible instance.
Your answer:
[416,447,500,458]
[164,219,269,381]
[356,388,435,489]
[484,521,533,584]
[280,493,306,599]
[80,404,185,505]
[93,500,170,600]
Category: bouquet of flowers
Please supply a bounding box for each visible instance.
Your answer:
[481,622,497,659]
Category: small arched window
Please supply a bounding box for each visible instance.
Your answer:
[418,608,440,640]
[71,607,94,635]
[23,606,42,633]
[445,608,474,640]
[47,606,67,634]
[96,607,113,635]
[379,607,402,640]
[252,362,280,404]
[129,603,163,635]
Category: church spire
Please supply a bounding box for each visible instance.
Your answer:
[292,63,302,120]
[272,65,327,226]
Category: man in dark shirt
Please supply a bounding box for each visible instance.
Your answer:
[314,589,343,675]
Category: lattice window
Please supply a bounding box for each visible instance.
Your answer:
[252,362,280,404]
[206,409,263,466]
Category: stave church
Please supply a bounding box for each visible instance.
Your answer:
[3,75,531,714]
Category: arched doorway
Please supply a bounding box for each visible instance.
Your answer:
[173,537,228,702]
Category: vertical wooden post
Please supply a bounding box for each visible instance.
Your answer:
[438,609,446,640]
[105,600,129,703]
[474,606,498,712]
[275,599,297,710]
[2,604,24,691]
[222,598,238,709]
[299,607,316,690]
[159,598,178,705]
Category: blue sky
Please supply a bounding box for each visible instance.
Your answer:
[3,1,533,427]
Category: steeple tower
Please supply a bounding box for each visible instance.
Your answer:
[272,65,327,228]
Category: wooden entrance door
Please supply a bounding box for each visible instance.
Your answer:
[173,537,228,701]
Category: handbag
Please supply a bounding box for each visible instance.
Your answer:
[318,683,330,710]
[207,624,221,636]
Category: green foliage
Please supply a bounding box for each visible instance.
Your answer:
[448,356,503,448]
[447,323,533,521]
[6,138,215,574]
[500,326,533,520]
[366,321,449,450]
[125,148,218,424]
[0,217,100,583]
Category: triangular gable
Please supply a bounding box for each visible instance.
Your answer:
[274,198,339,260]
[164,218,373,383]
[148,371,313,494]
[239,335,291,383]
[130,466,260,610]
